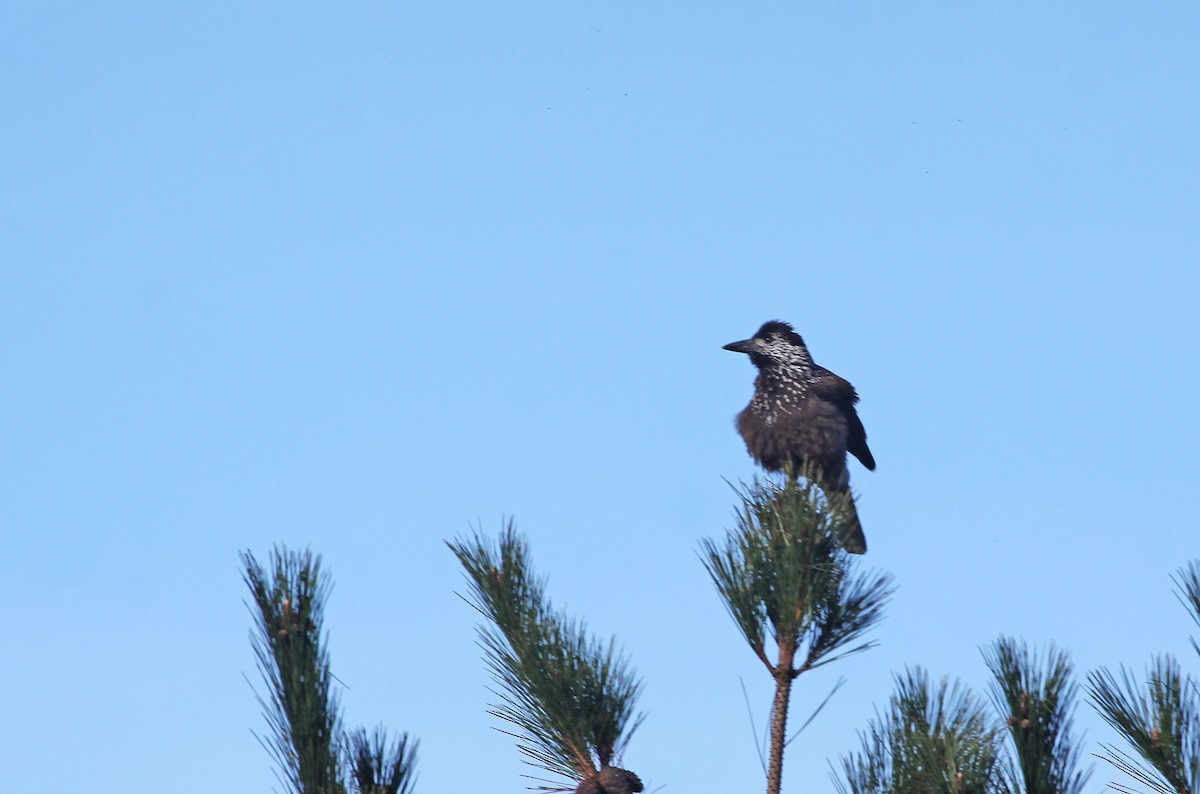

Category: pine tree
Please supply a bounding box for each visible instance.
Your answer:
[700,475,894,794]
[448,522,645,794]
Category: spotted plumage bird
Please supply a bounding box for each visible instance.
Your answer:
[724,320,875,553]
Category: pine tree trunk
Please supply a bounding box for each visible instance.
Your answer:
[766,648,796,794]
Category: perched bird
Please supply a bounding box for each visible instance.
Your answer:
[724,320,875,553]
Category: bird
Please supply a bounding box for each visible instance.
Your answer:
[723,320,875,553]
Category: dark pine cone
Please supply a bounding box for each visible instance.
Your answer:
[575,777,603,794]
[575,766,644,794]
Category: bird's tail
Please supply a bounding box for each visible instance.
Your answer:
[815,466,867,554]
[840,498,867,555]
[785,462,868,554]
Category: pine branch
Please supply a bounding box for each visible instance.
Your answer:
[1089,561,1200,794]
[700,476,893,675]
[983,636,1091,794]
[1095,743,1177,794]
[701,475,893,794]
[1173,562,1200,662]
[448,522,644,793]
[346,726,418,794]
[242,546,347,794]
[835,667,1009,794]
[1089,656,1200,794]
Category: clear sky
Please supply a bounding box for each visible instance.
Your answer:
[3,2,1199,792]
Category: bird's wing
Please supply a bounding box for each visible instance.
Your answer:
[844,409,876,470]
[812,370,876,471]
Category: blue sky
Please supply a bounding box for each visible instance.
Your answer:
[3,2,1199,792]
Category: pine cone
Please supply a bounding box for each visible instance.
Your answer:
[575,776,605,794]
[601,767,644,793]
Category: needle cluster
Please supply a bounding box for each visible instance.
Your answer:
[984,638,1090,794]
[1088,563,1200,794]
[700,476,893,676]
[242,546,418,794]
[449,522,644,793]
[837,667,1008,794]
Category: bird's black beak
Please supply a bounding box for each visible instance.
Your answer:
[723,339,760,354]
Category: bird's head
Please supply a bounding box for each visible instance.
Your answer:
[723,320,813,369]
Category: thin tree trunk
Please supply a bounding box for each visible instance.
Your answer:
[766,646,796,794]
